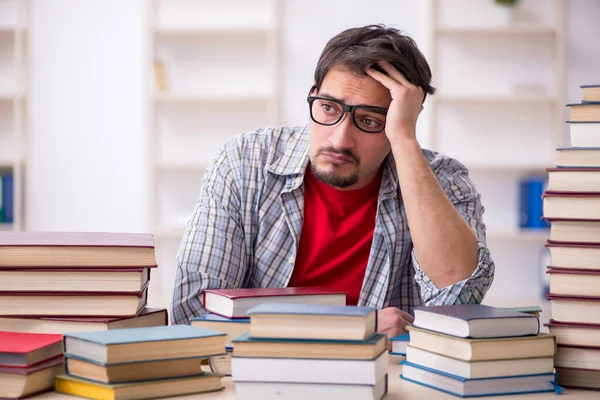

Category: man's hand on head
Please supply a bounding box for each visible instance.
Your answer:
[365,61,424,146]
[377,307,415,351]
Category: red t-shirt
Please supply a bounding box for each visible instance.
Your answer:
[288,165,383,305]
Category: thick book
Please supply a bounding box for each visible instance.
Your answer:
[548,267,600,297]
[0,356,64,400]
[389,332,410,355]
[246,303,377,341]
[547,167,600,193]
[190,313,249,347]
[543,191,600,220]
[63,325,226,364]
[556,344,600,370]
[412,304,540,338]
[567,121,600,146]
[231,350,387,385]
[545,320,600,348]
[0,331,62,367]
[0,231,157,268]
[555,367,600,390]
[232,332,386,360]
[547,294,600,325]
[567,103,600,122]
[202,287,346,318]
[406,326,555,361]
[0,268,150,292]
[545,218,600,243]
[55,373,223,399]
[0,285,148,317]
[400,361,555,398]
[0,307,167,334]
[406,345,554,379]
[555,147,600,168]
[545,240,600,270]
[582,84,600,103]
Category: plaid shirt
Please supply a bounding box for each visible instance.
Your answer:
[171,125,494,325]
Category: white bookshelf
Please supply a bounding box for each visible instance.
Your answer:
[147,0,281,309]
[429,0,564,305]
[0,0,27,231]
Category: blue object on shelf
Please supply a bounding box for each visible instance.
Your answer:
[2,174,14,223]
[519,177,550,229]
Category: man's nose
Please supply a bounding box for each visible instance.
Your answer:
[328,113,356,150]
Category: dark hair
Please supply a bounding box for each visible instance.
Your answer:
[313,24,436,101]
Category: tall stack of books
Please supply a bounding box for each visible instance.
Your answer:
[0,232,167,334]
[542,83,600,391]
[231,303,388,400]
[54,325,226,398]
[400,304,557,397]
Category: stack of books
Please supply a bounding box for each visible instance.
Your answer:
[543,84,600,391]
[0,232,167,334]
[400,304,557,397]
[190,287,347,375]
[0,331,63,399]
[54,325,226,398]
[231,303,388,400]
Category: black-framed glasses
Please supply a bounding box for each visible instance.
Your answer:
[307,95,388,134]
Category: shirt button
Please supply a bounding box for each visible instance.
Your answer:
[288,256,295,264]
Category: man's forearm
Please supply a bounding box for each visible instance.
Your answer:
[390,138,478,288]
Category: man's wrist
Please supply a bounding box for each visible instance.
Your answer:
[389,134,421,156]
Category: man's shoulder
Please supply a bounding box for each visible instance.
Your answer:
[421,148,469,175]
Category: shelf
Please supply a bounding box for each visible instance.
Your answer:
[153,25,274,35]
[433,95,557,105]
[435,26,558,36]
[153,93,272,103]
[486,229,549,241]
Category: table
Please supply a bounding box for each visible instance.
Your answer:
[36,355,597,400]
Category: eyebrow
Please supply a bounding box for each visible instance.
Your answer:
[318,92,388,113]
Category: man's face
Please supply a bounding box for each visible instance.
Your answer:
[308,66,393,190]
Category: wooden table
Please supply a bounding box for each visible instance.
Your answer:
[37,356,597,400]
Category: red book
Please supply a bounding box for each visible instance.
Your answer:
[0,331,62,367]
[202,287,347,319]
[0,356,64,399]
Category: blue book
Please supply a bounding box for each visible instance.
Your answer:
[389,332,410,355]
[63,325,226,365]
[247,303,377,341]
[1,174,12,223]
[190,313,250,323]
[519,177,549,229]
[190,313,250,348]
[400,361,556,398]
[0,175,3,223]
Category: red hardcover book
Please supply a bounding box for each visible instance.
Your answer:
[545,241,600,270]
[202,287,347,319]
[0,331,62,367]
[0,356,64,399]
[0,231,156,268]
[545,320,600,348]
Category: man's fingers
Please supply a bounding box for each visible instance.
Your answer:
[365,67,397,91]
[376,61,414,89]
[398,309,415,324]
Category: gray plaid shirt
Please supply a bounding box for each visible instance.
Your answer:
[171,125,494,325]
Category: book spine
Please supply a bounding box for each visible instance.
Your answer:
[0,175,3,223]
[2,174,13,223]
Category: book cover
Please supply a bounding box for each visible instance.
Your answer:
[0,355,63,375]
[0,331,62,355]
[203,287,346,300]
[190,313,250,323]
[0,231,155,247]
[1,174,12,223]
[232,332,385,345]
[413,304,536,322]
[246,303,376,317]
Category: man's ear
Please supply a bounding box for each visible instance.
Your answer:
[309,85,318,96]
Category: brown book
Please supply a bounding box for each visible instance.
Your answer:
[546,320,600,348]
[582,84,600,103]
[0,308,167,334]
[548,268,600,298]
[0,356,64,400]
[555,148,600,168]
[547,294,600,325]
[0,232,157,268]
[545,218,600,243]
[543,191,600,220]
[568,102,600,122]
[153,60,168,93]
[547,167,600,192]
[545,241,600,270]
[0,285,148,317]
[556,345,600,370]
[0,268,150,292]
[555,367,600,390]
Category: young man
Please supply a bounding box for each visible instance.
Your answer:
[171,25,495,338]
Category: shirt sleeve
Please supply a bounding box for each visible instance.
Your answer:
[412,157,495,305]
[170,145,248,325]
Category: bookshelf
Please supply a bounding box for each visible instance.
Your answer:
[147,0,281,309]
[0,0,27,231]
[429,0,564,313]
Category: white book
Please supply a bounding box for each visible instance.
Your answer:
[569,121,600,147]
[232,350,387,385]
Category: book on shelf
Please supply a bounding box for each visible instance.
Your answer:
[400,361,555,398]
[189,313,249,347]
[555,147,600,168]
[0,268,150,292]
[566,122,600,147]
[390,332,410,355]
[0,356,64,400]
[406,326,555,362]
[202,287,347,319]
[581,84,600,103]
[547,167,600,192]
[55,373,224,399]
[546,294,600,325]
[555,367,600,391]
[519,176,549,229]
[545,320,600,348]
[1,173,13,223]
[63,325,226,364]
[545,241,600,270]
[231,332,387,360]
[567,103,600,122]
[411,304,540,339]
[545,218,600,243]
[0,331,62,367]
[0,231,157,268]
[0,307,167,334]
[543,191,600,220]
[556,345,600,370]
[0,174,3,223]
[0,285,149,317]
[547,267,600,297]
[153,60,168,93]
[405,345,554,379]
[246,303,377,341]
